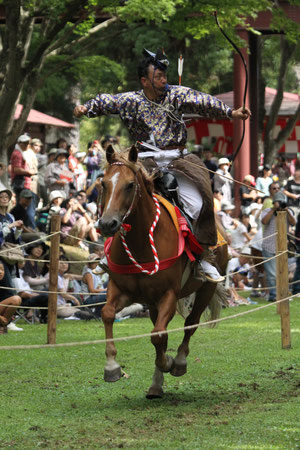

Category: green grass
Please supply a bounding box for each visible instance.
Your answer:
[0,298,299,449]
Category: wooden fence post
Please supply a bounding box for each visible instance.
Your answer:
[47,215,61,345]
[276,211,291,349]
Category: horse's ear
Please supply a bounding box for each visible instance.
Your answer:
[128,145,138,163]
[106,145,116,165]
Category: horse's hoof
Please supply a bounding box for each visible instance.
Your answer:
[104,366,122,382]
[170,362,187,377]
[146,387,163,399]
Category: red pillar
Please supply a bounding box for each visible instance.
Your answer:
[233,30,251,209]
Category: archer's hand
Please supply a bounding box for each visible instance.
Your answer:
[74,105,87,118]
[232,106,251,120]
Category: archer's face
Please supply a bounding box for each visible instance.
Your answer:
[142,65,167,95]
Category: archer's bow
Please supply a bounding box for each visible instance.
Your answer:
[214,11,248,169]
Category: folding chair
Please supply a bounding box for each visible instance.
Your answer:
[13,307,36,325]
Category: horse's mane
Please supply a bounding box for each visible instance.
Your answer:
[102,148,154,195]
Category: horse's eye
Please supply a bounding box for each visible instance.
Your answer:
[126,182,135,191]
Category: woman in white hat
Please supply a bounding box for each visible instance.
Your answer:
[214,157,234,203]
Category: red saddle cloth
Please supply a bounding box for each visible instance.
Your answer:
[104,206,203,274]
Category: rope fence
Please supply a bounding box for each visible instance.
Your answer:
[0,294,298,351]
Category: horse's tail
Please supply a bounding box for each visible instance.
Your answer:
[204,282,228,328]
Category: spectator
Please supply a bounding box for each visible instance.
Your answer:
[47,148,58,164]
[239,174,258,214]
[74,152,87,191]
[0,187,23,288]
[81,253,107,317]
[56,138,68,150]
[24,137,42,228]
[12,260,48,323]
[202,148,217,183]
[86,175,102,203]
[230,213,252,251]
[23,241,49,295]
[10,134,35,200]
[0,262,22,334]
[290,152,300,176]
[261,191,296,302]
[36,140,49,206]
[227,248,252,290]
[214,157,233,203]
[292,213,300,296]
[248,202,262,232]
[67,144,79,173]
[273,155,291,186]
[60,197,98,250]
[45,149,74,198]
[217,201,238,243]
[213,189,223,212]
[84,142,103,185]
[45,190,65,233]
[249,226,266,298]
[256,164,273,200]
[262,181,281,210]
[283,167,300,219]
[56,257,82,319]
[10,189,44,242]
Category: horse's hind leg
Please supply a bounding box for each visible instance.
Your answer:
[171,283,217,377]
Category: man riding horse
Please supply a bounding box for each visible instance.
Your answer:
[74,48,250,282]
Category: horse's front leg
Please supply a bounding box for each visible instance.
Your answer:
[151,289,177,373]
[101,280,128,382]
[171,283,217,377]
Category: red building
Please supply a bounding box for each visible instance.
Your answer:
[186,87,300,159]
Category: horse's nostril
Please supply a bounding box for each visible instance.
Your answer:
[99,217,121,236]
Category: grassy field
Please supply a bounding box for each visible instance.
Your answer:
[0,298,299,449]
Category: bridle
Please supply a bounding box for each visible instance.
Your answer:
[98,161,162,275]
[98,161,140,230]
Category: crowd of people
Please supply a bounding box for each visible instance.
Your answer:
[0,132,299,333]
[204,149,300,306]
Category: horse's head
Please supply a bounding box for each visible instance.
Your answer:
[98,145,140,237]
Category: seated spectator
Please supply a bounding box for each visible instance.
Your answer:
[230,214,252,251]
[227,248,252,290]
[44,149,74,198]
[0,261,22,334]
[57,257,83,319]
[0,187,23,287]
[256,164,273,200]
[81,253,107,317]
[12,260,48,323]
[239,175,258,214]
[23,241,49,293]
[60,197,99,250]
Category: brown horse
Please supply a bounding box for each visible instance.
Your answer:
[98,145,228,398]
